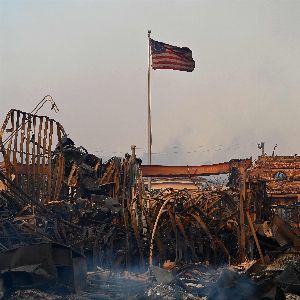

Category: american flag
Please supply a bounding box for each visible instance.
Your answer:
[150,39,195,72]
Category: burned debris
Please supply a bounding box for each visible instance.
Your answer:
[0,108,299,299]
[250,155,300,233]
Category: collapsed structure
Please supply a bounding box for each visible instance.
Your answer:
[251,155,300,232]
[0,108,299,299]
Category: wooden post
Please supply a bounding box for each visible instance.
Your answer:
[239,167,246,261]
[147,30,152,190]
[246,211,265,265]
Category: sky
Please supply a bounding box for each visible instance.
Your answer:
[1,0,300,165]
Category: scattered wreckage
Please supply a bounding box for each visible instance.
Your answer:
[0,108,299,299]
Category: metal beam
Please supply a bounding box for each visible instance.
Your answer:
[141,159,252,177]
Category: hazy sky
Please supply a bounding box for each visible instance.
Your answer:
[1,0,299,165]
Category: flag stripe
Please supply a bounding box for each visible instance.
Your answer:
[152,60,195,68]
[152,56,195,66]
[165,46,192,55]
[152,61,194,68]
[153,65,194,71]
[152,60,194,66]
[165,49,192,59]
[152,57,195,69]
[152,60,195,71]
[153,53,193,60]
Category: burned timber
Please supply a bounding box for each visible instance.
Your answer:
[0,108,299,299]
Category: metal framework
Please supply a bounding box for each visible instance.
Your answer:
[0,109,66,203]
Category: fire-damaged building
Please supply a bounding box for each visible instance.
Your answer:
[0,107,299,299]
[250,155,300,232]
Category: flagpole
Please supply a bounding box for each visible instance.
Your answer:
[147,30,152,190]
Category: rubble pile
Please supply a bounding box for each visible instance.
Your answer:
[147,257,300,300]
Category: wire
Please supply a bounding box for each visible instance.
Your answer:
[91,141,259,158]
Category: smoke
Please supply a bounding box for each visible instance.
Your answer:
[207,269,256,300]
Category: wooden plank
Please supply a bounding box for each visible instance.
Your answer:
[25,113,32,194]
[19,113,26,191]
[6,111,14,164]
[47,120,54,203]
[246,211,265,265]
[53,125,64,200]
[12,111,20,184]
[31,116,37,196]
[41,118,49,203]
[239,170,246,262]
[35,116,43,200]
